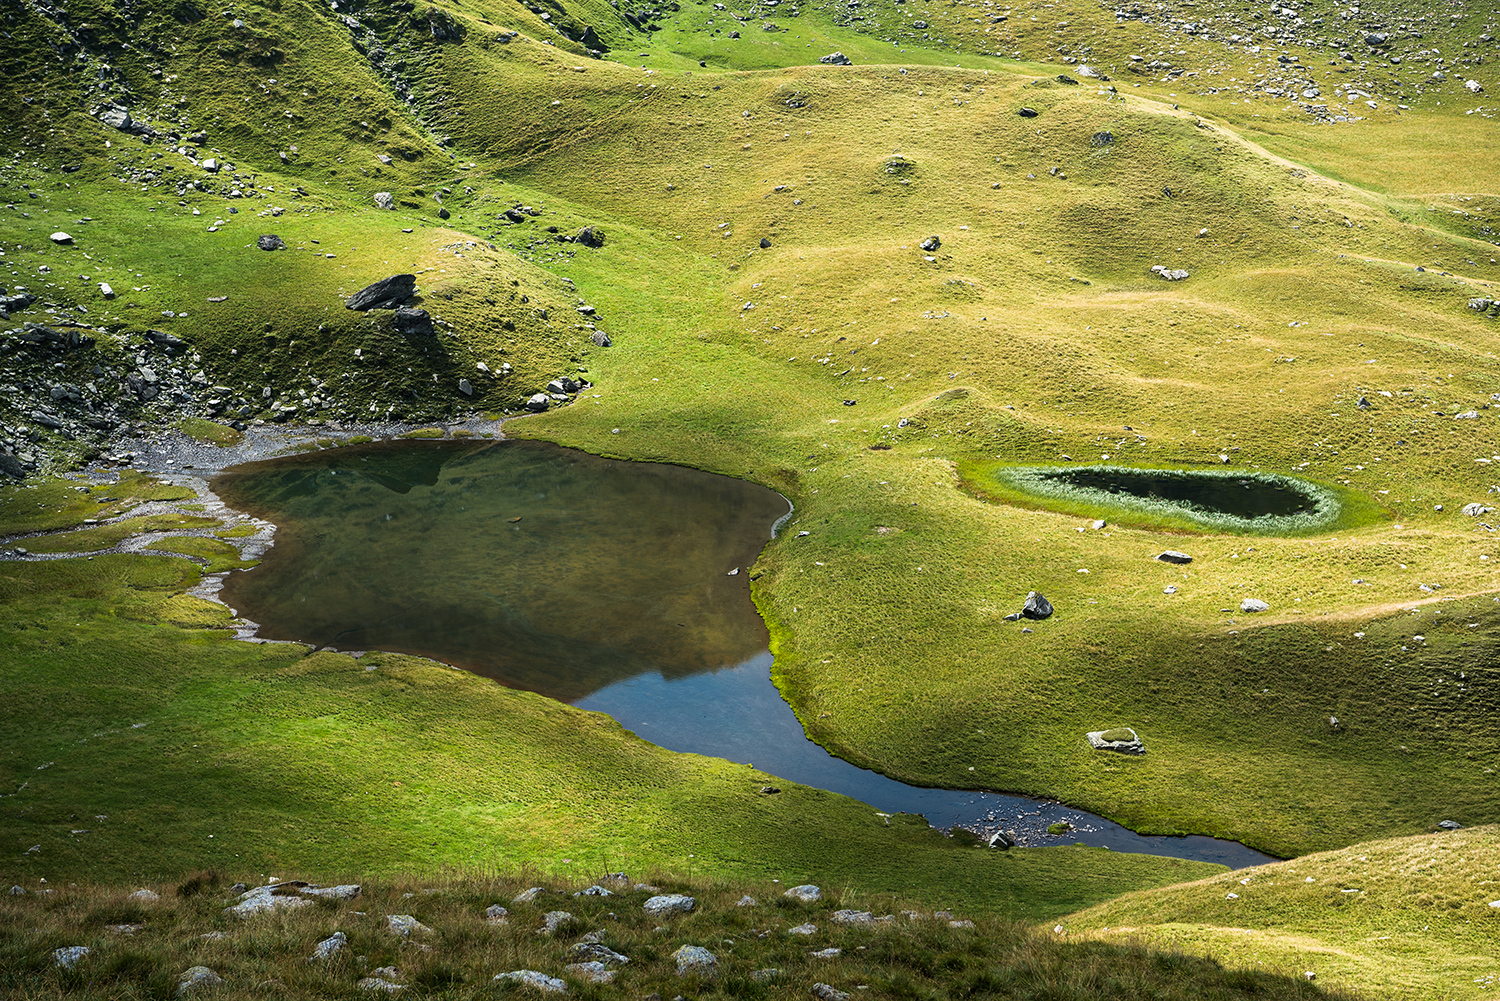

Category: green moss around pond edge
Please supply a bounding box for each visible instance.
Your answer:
[959,460,1390,537]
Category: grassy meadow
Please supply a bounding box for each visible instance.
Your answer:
[2,0,1499,995]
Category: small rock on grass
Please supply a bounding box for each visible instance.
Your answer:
[1240,598,1269,613]
[53,946,90,969]
[257,234,285,251]
[564,961,614,983]
[751,968,782,982]
[358,976,408,993]
[485,904,510,924]
[831,910,873,925]
[789,923,817,936]
[643,894,695,916]
[1156,550,1192,564]
[810,947,842,959]
[783,884,821,903]
[736,895,758,907]
[309,931,347,961]
[176,966,224,995]
[567,943,629,965]
[495,970,567,992]
[127,888,160,902]
[386,914,431,937]
[513,887,546,904]
[1021,591,1053,620]
[50,232,74,245]
[813,984,852,1001]
[673,944,718,976]
[540,910,572,933]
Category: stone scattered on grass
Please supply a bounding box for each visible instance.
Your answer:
[1156,550,1192,564]
[176,966,224,995]
[573,885,612,897]
[672,944,718,976]
[127,888,160,902]
[643,894,695,916]
[789,922,817,936]
[819,51,852,65]
[53,946,90,969]
[949,919,976,928]
[1438,820,1463,830]
[1240,598,1270,613]
[513,887,546,904]
[358,976,408,993]
[1463,502,1494,516]
[257,234,285,251]
[810,947,842,959]
[494,970,568,993]
[783,884,822,903]
[751,967,782,982]
[813,984,852,1001]
[1151,265,1190,280]
[374,192,395,210]
[1087,727,1145,755]
[485,904,510,924]
[1021,591,1053,620]
[50,231,74,245]
[831,910,873,925]
[386,914,432,937]
[919,235,941,252]
[540,910,573,933]
[309,931,347,961]
[736,895,758,907]
[567,943,630,965]
[564,961,614,983]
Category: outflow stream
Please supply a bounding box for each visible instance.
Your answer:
[579,651,1276,869]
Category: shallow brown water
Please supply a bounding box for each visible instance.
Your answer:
[213,439,789,701]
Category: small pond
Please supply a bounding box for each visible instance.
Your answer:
[987,464,1340,533]
[213,440,1275,869]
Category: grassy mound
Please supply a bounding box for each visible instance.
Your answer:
[1060,825,1500,1000]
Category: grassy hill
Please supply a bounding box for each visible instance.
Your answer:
[2,0,1498,996]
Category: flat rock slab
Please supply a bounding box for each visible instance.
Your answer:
[1156,550,1193,564]
[224,881,358,918]
[1087,728,1145,755]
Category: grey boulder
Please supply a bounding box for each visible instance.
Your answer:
[643,893,695,917]
[1156,550,1192,564]
[257,234,286,251]
[1021,591,1053,620]
[391,306,434,335]
[346,274,416,310]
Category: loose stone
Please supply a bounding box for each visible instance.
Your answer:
[783,884,822,902]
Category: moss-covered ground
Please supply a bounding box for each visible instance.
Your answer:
[2,0,1498,995]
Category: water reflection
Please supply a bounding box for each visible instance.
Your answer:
[214,439,789,701]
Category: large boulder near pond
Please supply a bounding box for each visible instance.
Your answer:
[346,274,416,310]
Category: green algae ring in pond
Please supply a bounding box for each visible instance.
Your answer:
[968,463,1383,535]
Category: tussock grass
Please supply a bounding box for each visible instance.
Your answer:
[0,871,1352,1000]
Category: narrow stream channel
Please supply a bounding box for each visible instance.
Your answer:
[210,438,1277,870]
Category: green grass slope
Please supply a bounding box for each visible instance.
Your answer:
[1059,826,1500,1000]
[0,0,1498,996]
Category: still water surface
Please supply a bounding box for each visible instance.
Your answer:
[214,439,1275,869]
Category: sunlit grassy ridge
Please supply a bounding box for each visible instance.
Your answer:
[1060,826,1500,1001]
[1,0,1498,995]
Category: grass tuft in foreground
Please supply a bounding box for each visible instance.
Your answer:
[0,871,1350,1001]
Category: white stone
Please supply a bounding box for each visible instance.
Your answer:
[310,932,347,961]
[783,884,822,903]
[564,961,614,983]
[643,894,695,916]
[127,888,160,902]
[1241,598,1270,613]
[672,944,717,976]
[53,946,90,969]
[386,914,431,937]
[494,969,567,992]
[789,922,817,936]
[176,966,224,994]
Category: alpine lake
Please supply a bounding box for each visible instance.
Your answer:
[213,439,1276,868]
